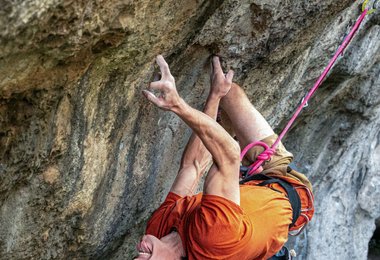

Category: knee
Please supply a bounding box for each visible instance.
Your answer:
[232,82,242,90]
[232,83,245,96]
[230,83,247,98]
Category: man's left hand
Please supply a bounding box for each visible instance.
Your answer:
[143,55,181,111]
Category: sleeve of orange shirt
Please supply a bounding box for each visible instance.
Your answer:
[185,194,253,259]
[145,192,182,238]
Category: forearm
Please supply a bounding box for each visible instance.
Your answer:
[173,98,240,169]
[180,94,220,167]
[177,96,240,205]
[171,95,222,196]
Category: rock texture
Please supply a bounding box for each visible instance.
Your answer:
[0,0,379,259]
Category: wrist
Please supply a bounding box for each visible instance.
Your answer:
[171,97,187,114]
[208,92,223,101]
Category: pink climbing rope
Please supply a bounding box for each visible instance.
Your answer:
[242,7,370,176]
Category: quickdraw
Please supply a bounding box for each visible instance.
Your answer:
[362,0,378,14]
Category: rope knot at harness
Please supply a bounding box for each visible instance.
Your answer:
[257,148,275,161]
[240,141,276,176]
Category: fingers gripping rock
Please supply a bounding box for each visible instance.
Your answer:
[143,55,180,111]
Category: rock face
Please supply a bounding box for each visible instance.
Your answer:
[0,0,379,259]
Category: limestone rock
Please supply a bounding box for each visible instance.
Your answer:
[0,0,379,259]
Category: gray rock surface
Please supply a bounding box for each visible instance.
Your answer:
[0,0,379,259]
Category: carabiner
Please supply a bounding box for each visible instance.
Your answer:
[301,97,309,108]
[362,0,378,14]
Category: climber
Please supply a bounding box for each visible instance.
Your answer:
[136,55,313,260]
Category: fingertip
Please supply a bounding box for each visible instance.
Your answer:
[150,81,164,90]
[212,57,222,74]
[212,56,220,65]
[156,55,172,78]
[156,55,165,67]
[142,90,154,100]
[142,89,149,99]
[226,69,234,81]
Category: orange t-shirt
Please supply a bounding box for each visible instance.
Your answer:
[146,134,313,259]
[146,185,292,260]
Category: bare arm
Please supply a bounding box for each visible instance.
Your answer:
[171,57,234,196]
[179,95,221,170]
[143,55,240,203]
[171,100,217,196]
[181,57,234,168]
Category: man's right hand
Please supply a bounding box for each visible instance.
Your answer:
[143,55,182,111]
[210,56,234,98]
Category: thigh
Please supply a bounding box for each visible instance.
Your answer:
[220,83,274,149]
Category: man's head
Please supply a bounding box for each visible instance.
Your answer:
[134,233,185,260]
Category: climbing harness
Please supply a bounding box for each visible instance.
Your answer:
[240,1,377,179]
